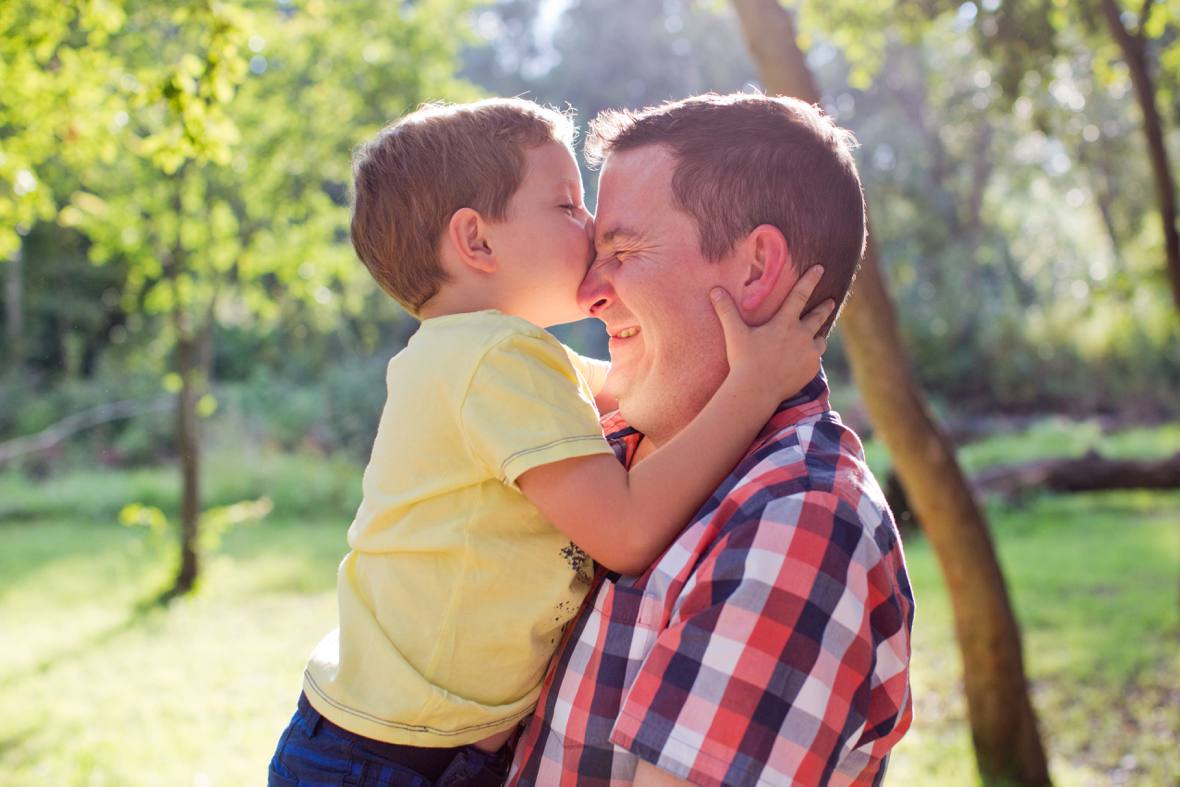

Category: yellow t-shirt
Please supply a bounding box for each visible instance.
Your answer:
[303,310,614,747]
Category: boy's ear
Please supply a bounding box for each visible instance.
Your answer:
[445,207,497,274]
[737,224,795,324]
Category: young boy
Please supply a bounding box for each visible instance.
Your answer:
[268,98,833,786]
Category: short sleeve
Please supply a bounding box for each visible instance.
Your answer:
[462,331,613,488]
[562,346,611,396]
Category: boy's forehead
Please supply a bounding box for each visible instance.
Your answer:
[527,141,581,186]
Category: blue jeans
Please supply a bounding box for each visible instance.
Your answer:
[268,694,512,786]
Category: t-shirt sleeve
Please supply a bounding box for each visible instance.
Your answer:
[562,345,611,397]
[610,492,902,787]
[462,331,613,489]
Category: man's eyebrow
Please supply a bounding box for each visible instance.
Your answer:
[599,226,642,245]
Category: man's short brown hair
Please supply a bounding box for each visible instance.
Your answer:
[351,98,575,313]
[586,93,865,331]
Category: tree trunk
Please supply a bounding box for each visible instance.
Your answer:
[167,165,201,597]
[4,245,24,367]
[172,319,201,595]
[1099,0,1180,310]
[729,2,1052,784]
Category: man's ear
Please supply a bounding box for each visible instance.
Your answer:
[737,224,795,323]
[444,207,497,274]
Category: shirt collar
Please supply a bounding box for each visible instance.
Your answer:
[601,367,832,467]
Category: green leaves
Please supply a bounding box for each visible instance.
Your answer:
[119,495,273,551]
[126,4,249,173]
[198,496,272,550]
[24,0,473,348]
[0,0,131,256]
[119,501,170,536]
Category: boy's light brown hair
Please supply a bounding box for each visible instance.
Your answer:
[586,93,865,334]
[351,98,575,313]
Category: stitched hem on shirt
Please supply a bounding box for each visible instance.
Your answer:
[499,434,610,479]
[304,670,533,736]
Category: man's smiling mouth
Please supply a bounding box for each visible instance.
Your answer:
[612,327,640,339]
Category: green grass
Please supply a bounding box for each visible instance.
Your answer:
[1,431,1177,785]
[0,516,343,787]
[886,490,1179,787]
[0,449,362,525]
[955,420,1180,475]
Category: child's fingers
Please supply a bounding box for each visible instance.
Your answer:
[802,300,837,336]
[778,265,825,321]
[709,287,745,350]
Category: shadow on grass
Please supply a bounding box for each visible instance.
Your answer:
[0,728,35,760]
[0,583,180,692]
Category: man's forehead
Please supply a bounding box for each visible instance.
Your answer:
[598,145,675,189]
[595,146,675,234]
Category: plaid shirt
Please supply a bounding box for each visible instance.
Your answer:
[509,375,915,786]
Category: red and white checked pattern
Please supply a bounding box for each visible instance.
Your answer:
[510,377,915,786]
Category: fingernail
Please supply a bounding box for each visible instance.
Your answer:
[710,288,725,302]
[813,265,825,276]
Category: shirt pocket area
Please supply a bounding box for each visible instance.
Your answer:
[561,578,665,752]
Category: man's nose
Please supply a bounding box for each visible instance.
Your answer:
[577,258,613,317]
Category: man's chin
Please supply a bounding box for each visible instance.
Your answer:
[602,371,629,403]
[615,396,663,444]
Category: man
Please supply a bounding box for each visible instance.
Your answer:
[509,93,915,786]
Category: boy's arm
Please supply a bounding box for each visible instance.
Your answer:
[519,364,785,575]
[565,350,617,414]
[519,269,833,575]
[581,356,619,414]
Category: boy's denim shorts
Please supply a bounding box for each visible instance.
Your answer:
[268,693,512,786]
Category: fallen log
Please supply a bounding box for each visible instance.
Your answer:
[887,450,1180,528]
[973,450,1180,498]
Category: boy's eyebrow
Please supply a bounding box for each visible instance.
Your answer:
[557,180,583,201]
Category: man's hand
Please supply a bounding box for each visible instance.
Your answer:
[710,263,835,408]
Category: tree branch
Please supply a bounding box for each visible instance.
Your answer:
[1099,0,1180,310]
[1137,0,1155,39]
[0,397,174,465]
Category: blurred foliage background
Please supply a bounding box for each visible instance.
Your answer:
[3,0,1178,451]
[1,0,1177,785]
